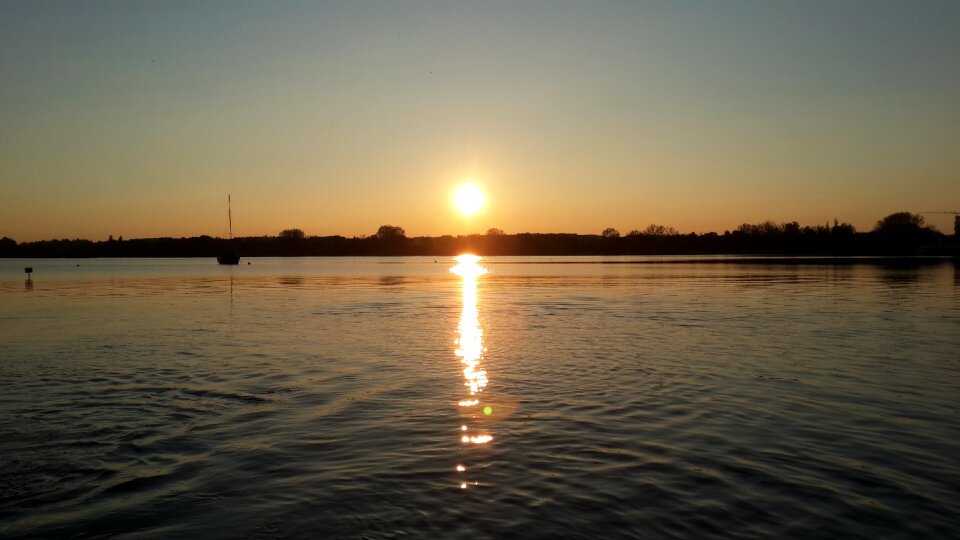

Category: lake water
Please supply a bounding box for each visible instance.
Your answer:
[1,256,958,539]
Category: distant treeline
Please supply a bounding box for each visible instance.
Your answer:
[2,213,957,258]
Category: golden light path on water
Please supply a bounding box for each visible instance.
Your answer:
[450,254,490,489]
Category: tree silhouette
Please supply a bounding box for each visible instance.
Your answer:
[0,237,16,257]
[831,222,856,235]
[642,224,679,236]
[279,228,306,239]
[871,212,939,254]
[376,225,406,239]
[873,212,928,233]
[1,213,950,258]
[737,221,781,235]
[486,228,505,236]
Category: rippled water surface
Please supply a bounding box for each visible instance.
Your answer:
[2,257,959,539]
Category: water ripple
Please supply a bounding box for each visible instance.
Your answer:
[0,258,958,538]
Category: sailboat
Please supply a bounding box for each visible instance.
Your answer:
[217,194,240,265]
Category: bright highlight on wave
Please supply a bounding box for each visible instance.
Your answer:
[454,254,481,264]
[450,254,487,279]
[451,253,493,486]
[452,256,487,399]
[461,434,493,444]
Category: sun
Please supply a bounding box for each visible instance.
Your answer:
[454,183,485,215]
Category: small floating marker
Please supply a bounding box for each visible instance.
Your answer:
[483,406,493,416]
[24,267,33,275]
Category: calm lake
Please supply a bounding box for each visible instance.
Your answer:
[1,256,958,538]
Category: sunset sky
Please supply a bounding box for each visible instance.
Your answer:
[2,1,958,241]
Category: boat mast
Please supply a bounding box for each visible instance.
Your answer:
[228,194,233,240]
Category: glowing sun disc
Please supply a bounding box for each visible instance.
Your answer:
[454,184,485,215]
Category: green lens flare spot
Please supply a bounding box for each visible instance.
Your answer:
[483,406,493,415]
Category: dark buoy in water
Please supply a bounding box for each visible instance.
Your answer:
[24,267,32,276]
[247,262,251,265]
[24,267,33,290]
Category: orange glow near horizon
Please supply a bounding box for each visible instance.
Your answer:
[3,4,959,243]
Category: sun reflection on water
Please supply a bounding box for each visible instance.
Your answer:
[452,254,488,402]
[451,254,492,489]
